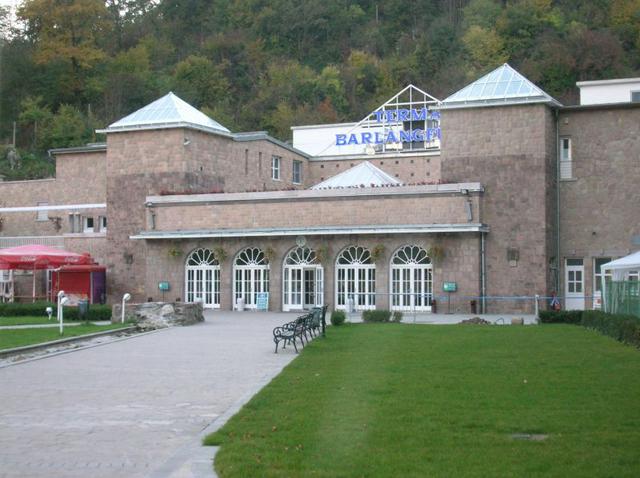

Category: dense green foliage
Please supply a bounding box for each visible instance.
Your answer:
[1,1,639,178]
[0,301,112,321]
[329,309,345,326]
[362,309,392,322]
[205,324,640,476]
[540,309,640,347]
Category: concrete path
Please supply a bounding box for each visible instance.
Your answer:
[0,311,298,478]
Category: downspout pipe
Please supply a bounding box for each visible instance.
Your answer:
[555,109,561,297]
[481,231,486,314]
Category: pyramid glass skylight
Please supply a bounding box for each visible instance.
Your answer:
[442,64,561,108]
[103,92,230,134]
[311,161,401,189]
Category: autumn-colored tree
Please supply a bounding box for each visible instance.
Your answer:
[18,0,111,102]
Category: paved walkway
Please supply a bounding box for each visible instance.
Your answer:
[0,311,298,478]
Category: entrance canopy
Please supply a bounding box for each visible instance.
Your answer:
[0,245,92,270]
[601,251,640,280]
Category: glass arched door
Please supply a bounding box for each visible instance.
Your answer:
[336,246,376,310]
[185,248,220,308]
[283,247,324,311]
[233,247,269,309]
[391,245,433,311]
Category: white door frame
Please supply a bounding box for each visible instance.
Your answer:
[565,259,585,310]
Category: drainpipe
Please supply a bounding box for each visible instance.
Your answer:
[555,109,561,297]
[481,231,486,314]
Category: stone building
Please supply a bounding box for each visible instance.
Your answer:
[1,64,638,313]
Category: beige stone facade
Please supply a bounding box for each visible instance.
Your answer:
[1,82,638,314]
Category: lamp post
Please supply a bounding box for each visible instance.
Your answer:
[121,293,131,324]
[56,290,65,323]
[45,306,53,321]
[58,296,69,335]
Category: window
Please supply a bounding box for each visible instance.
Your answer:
[594,257,612,293]
[233,248,269,309]
[560,137,572,180]
[36,202,48,221]
[631,91,640,103]
[185,248,221,308]
[98,216,107,232]
[271,156,281,180]
[83,216,94,233]
[391,246,433,311]
[292,160,302,184]
[244,149,249,175]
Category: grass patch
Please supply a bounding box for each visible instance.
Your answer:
[0,323,129,350]
[206,324,640,477]
[0,316,58,326]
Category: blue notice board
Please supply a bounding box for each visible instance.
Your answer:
[256,292,269,311]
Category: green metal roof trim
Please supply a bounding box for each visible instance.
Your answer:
[442,64,562,109]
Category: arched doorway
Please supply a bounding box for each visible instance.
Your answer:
[335,246,376,310]
[282,247,324,311]
[233,247,269,309]
[185,248,220,309]
[390,245,433,311]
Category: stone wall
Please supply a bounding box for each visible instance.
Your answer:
[440,103,556,312]
[148,188,481,232]
[307,152,441,185]
[558,105,640,306]
[111,301,204,329]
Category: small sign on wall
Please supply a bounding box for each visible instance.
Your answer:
[256,292,269,311]
[443,282,457,292]
[158,281,170,291]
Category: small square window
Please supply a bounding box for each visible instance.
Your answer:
[560,137,572,180]
[631,91,640,103]
[271,156,281,180]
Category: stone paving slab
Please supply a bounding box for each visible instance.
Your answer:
[0,311,298,478]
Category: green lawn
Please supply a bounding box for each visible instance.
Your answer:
[0,323,130,350]
[0,316,56,326]
[205,324,640,477]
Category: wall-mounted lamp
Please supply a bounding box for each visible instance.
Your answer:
[460,188,469,195]
[183,137,191,146]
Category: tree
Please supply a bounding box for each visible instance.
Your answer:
[18,96,52,151]
[172,55,230,109]
[18,0,111,103]
[462,26,509,72]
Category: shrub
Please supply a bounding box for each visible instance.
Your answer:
[362,310,392,323]
[581,310,640,347]
[330,310,346,326]
[391,311,403,323]
[538,310,583,324]
[0,301,112,321]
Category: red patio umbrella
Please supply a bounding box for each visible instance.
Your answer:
[0,245,92,301]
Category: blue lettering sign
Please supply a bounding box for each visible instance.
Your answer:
[361,132,373,144]
[336,134,347,145]
[347,134,359,145]
[411,108,427,121]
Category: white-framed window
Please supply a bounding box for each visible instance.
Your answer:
[271,156,281,180]
[560,137,572,180]
[335,246,376,311]
[185,248,221,308]
[631,91,640,103]
[233,248,270,309]
[292,160,302,184]
[83,216,94,233]
[36,202,48,221]
[98,216,107,232]
[391,245,433,311]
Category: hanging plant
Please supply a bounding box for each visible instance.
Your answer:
[371,244,386,263]
[315,244,330,264]
[167,246,183,258]
[0,215,4,232]
[427,245,445,263]
[264,246,276,263]
[213,246,228,263]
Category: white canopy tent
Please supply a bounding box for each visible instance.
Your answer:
[601,251,640,312]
